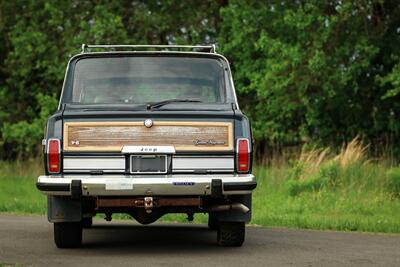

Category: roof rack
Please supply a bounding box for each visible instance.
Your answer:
[81,44,216,54]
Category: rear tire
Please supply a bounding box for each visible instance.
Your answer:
[81,217,93,228]
[217,222,245,247]
[54,222,82,248]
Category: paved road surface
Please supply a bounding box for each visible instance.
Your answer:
[0,214,399,267]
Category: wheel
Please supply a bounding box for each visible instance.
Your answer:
[54,222,82,248]
[217,222,245,247]
[81,217,93,228]
[208,213,219,230]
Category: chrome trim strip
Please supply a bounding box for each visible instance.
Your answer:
[173,169,233,173]
[63,157,125,170]
[173,157,234,170]
[173,155,233,158]
[64,156,125,158]
[64,169,125,173]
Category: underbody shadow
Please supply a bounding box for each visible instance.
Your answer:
[81,223,229,252]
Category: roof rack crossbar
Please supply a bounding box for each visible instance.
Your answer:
[81,44,216,53]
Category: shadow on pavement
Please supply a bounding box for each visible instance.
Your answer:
[81,223,228,252]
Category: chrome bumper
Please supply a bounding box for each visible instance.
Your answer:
[36,174,256,197]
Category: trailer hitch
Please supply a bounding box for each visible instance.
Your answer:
[144,197,154,213]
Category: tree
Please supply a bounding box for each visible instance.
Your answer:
[0,0,223,157]
[219,0,400,156]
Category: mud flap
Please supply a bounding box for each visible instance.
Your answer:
[48,196,82,223]
[215,194,252,223]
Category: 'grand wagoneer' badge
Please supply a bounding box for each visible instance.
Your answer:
[194,139,226,146]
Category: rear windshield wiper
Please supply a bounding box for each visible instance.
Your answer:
[146,99,202,110]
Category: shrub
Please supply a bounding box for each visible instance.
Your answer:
[285,137,369,196]
[286,161,341,196]
[1,93,57,157]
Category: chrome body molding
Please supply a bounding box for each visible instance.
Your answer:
[63,156,125,172]
[63,155,234,173]
[172,156,234,171]
[37,174,256,196]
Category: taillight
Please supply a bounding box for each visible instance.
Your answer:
[237,138,250,173]
[47,138,60,173]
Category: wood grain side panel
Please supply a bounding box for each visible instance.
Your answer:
[63,121,233,152]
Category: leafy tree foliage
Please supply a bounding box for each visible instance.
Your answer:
[0,0,223,158]
[219,0,400,156]
[0,0,399,158]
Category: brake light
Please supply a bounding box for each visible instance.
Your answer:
[48,138,60,173]
[237,138,250,172]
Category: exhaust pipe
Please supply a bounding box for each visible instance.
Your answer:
[207,203,250,213]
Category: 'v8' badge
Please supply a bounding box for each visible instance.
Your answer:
[71,140,80,145]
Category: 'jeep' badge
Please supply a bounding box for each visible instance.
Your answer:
[144,119,153,128]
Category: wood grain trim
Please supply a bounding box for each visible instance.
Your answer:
[63,121,233,152]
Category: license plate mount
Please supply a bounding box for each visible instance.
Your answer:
[130,155,167,174]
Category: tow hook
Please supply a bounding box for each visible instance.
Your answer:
[144,197,153,213]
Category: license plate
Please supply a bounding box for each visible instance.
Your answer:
[105,180,133,190]
[130,155,167,174]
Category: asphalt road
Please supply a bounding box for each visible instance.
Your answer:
[0,215,399,267]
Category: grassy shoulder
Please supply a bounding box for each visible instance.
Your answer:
[0,147,399,233]
[0,159,45,214]
[252,165,400,233]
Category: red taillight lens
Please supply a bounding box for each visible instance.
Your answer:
[48,139,60,173]
[237,138,250,172]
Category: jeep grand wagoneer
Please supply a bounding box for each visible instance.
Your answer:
[37,44,256,248]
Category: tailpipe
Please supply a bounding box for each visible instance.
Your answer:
[207,203,250,213]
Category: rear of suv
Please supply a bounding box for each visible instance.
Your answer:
[37,44,256,248]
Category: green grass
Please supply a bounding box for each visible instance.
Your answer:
[0,158,399,233]
[251,164,400,232]
[0,159,46,214]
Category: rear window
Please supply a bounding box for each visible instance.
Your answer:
[71,56,226,104]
